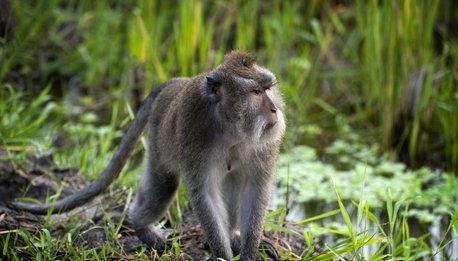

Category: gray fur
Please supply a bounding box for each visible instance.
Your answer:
[12,51,285,260]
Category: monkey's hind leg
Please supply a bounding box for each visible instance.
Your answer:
[129,166,179,252]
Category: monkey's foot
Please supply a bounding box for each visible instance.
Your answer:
[135,227,172,253]
[260,239,281,261]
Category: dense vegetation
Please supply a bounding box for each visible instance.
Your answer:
[1,0,457,260]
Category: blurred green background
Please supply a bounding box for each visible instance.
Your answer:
[2,0,457,170]
[1,0,457,259]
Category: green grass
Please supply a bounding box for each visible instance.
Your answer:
[1,0,458,260]
[3,183,455,260]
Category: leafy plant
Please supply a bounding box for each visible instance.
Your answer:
[277,137,457,219]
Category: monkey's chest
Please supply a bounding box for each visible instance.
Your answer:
[225,149,243,173]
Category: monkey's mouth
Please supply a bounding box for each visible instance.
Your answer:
[265,122,276,130]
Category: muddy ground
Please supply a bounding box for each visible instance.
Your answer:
[0,155,308,260]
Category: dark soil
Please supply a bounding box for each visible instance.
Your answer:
[0,155,307,260]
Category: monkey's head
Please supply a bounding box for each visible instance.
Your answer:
[205,51,286,144]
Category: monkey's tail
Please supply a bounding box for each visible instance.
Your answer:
[9,84,167,215]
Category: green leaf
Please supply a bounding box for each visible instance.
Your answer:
[296,209,341,224]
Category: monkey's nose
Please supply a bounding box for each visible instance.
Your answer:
[268,113,278,126]
[270,107,277,113]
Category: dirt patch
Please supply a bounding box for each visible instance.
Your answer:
[0,156,308,260]
[0,155,83,207]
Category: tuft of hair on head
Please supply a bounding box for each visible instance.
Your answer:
[223,50,256,67]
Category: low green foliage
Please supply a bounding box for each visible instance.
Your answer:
[277,135,458,220]
[0,85,57,165]
[274,132,458,259]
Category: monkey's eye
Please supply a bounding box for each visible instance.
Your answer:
[252,89,262,95]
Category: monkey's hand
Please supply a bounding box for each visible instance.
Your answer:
[134,226,173,253]
[231,234,281,261]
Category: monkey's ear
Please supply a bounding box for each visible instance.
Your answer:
[206,76,223,102]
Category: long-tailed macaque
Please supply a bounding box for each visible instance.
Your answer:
[11,51,286,260]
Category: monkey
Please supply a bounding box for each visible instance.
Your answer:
[11,51,286,260]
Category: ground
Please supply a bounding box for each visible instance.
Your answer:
[0,155,307,260]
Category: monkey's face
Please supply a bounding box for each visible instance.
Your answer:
[206,54,286,144]
[237,66,286,143]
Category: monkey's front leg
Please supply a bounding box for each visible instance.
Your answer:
[185,172,234,260]
[239,170,275,261]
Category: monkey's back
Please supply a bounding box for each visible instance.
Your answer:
[147,77,211,174]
